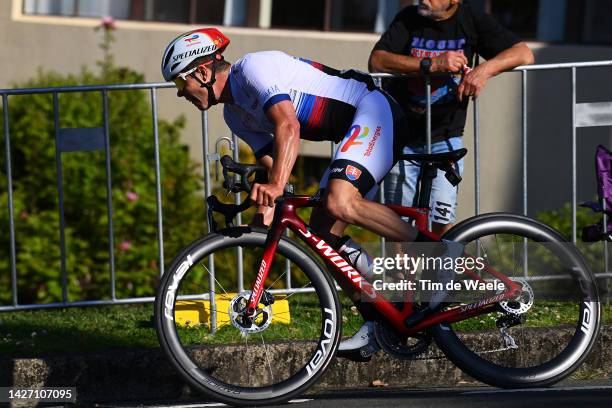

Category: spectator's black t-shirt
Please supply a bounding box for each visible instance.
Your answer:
[372,4,520,144]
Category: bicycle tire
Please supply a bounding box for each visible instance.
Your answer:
[431,213,600,388]
[154,226,341,406]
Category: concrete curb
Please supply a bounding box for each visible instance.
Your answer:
[1,327,610,404]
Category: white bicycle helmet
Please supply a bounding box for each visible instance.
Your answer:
[161,28,230,82]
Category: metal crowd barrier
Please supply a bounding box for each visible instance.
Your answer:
[1,61,612,317]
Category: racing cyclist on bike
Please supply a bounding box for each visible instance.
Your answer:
[162,28,443,359]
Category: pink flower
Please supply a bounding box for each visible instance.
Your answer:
[100,16,116,30]
[119,241,132,251]
[126,191,139,202]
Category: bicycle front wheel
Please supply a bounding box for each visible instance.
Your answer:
[431,213,600,388]
[155,227,341,406]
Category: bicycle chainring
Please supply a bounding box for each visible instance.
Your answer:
[374,321,431,360]
[228,291,273,334]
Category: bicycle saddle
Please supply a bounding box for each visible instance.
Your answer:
[400,148,467,163]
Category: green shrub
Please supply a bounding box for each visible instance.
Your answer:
[537,202,607,274]
[0,65,209,303]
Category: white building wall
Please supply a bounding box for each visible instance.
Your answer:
[2,0,612,223]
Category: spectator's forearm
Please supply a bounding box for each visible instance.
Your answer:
[480,42,535,77]
[368,50,421,74]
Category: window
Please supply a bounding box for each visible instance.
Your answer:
[271,0,326,31]
[581,0,612,44]
[488,0,539,40]
[24,0,611,45]
[339,0,378,32]
[24,0,131,19]
[23,0,226,25]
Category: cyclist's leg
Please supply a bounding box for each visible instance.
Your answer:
[311,91,416,242]
[310,178,378,245]
[309,91,413,358]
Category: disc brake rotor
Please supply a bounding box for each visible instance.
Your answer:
[498,278,534,315]
[228,291,273,334]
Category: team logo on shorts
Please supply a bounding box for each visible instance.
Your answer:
[345,165,362,181]
[340,125,369,152]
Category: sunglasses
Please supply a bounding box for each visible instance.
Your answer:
[173,65,200,91]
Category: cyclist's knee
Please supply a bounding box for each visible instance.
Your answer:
[325,199,356,224]
[324,189,359,224]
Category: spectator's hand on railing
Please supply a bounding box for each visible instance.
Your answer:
[432,51,468,73]
[457,63,492,102]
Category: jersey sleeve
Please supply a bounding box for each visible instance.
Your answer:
[472,11,521,60]
[235,53,292,113]
[223,105,274,159]
[371,8,413,55]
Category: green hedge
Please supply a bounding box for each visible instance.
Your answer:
[0,65,207,304]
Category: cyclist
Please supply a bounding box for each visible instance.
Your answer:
[161,28,437,359]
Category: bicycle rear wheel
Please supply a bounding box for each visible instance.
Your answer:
[431,213,600,388]
[155,227,341,406]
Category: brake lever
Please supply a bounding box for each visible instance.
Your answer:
[207,196,220,232]
[207,195,254,231]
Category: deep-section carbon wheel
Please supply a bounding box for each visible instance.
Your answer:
[155,227,341,406]
[431,213,600,388]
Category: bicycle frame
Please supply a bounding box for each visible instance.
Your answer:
[246,195,522,336]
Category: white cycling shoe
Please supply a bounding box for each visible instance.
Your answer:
[336,321,381,361]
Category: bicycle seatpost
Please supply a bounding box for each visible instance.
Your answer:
[416,162,438,209]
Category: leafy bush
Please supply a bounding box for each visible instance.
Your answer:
[537,202,607,275]
[0,20,378,305]
[0,61,207,304]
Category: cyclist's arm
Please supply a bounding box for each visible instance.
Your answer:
[251,155,275,227]
[266,100,300,188]
[249,100,300,207]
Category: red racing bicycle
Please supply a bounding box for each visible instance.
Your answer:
[155,149,600,406]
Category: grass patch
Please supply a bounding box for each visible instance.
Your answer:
[0,294,364,357]
[0,303,159,357]
[0,297,610,358]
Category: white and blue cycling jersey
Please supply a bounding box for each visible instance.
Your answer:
[223,50,407,197]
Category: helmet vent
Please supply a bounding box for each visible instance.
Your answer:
[163,45,175,69]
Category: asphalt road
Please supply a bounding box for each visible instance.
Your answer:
[90,380,612,408]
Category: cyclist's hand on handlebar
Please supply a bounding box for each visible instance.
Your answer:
[431,51,468,73]
[250,183,284,207]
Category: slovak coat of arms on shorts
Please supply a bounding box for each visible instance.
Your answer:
[345,165,362,181]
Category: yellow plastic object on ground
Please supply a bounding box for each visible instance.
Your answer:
[174,293,290,328]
